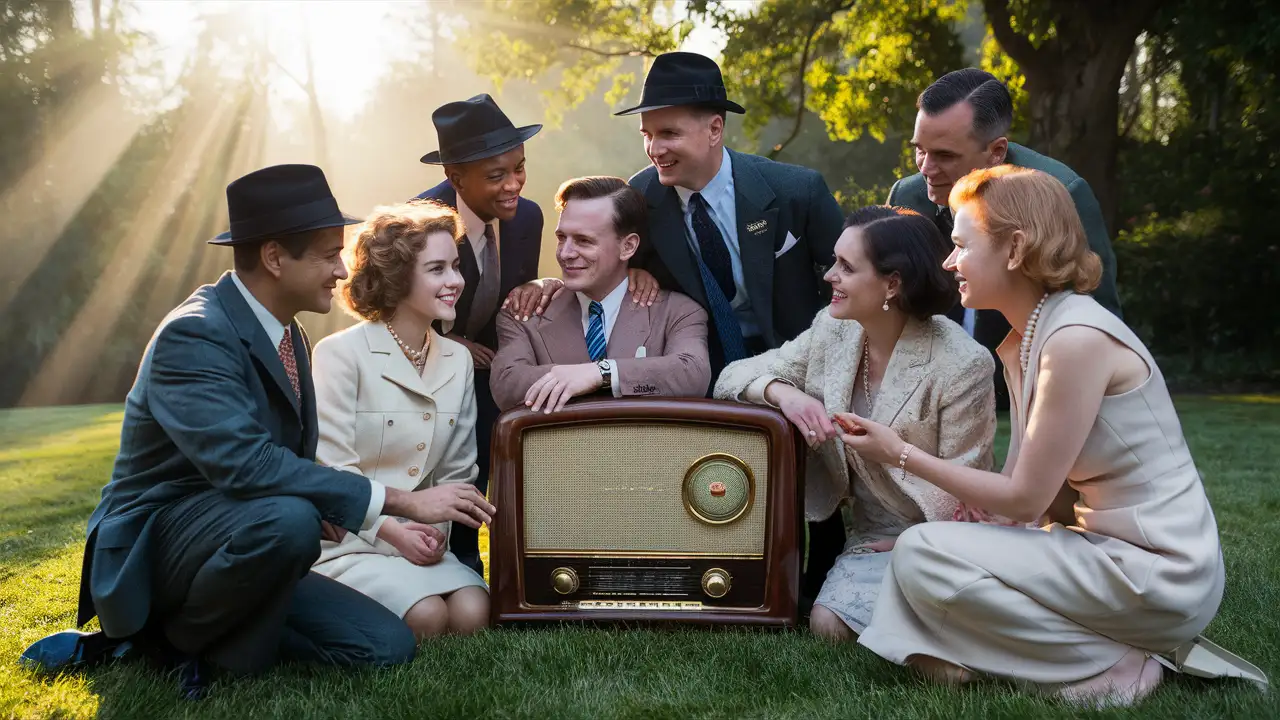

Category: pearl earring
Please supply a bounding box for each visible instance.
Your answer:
[882,298,890,312]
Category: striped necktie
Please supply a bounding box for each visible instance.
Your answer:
[585,301,606,362]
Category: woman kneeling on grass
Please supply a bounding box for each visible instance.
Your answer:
[311,200,489,640]
[839,166,1266,708]
[715,206,1011,638]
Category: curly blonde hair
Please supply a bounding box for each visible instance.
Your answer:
[342,200,462,322]
[949,165,1102,293]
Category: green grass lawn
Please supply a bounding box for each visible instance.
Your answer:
[1,398,1277,718]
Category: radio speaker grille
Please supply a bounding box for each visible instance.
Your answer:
[522,423,768,555]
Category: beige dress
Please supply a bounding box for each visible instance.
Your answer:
[859,292,1245,683]
[310,323,486,619]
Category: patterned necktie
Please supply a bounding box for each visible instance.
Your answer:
[689,192,736,301]
[278,328,300,400]
[585,301,607,362]
[466,224,500,338]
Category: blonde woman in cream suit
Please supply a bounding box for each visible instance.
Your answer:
[842,167,1266,708]
[312,201,489,639]
[716,206,1005,639]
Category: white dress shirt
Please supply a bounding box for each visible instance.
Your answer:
[674,147,759,339]
[230,272,385,530]
[576,276,628,397]
[457,195,499,277]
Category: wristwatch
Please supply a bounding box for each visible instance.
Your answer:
[597,359,613,388]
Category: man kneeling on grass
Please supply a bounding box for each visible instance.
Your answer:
[20,165,494,699]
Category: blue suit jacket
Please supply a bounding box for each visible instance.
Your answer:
[629,149,845,352]
[77,272,371,638]
[414,181,543,350]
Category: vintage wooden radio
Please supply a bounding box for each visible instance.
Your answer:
[488,398,801,626]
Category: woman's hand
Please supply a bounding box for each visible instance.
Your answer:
[833,412,907,465]
[769,382,836,448]
[379,519,447,566]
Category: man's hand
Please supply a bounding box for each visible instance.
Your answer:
[384,484,495,529]
[627,269,660,307]
[320,521,347,543]
[446,333,496,370]
[378,520,446,566]
[524,363,604,414]
[502,278,565,321]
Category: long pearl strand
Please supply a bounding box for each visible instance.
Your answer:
[1019,292,1050,373]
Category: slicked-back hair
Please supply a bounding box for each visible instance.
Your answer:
[917,68,1013,144]
[554,176,648,243]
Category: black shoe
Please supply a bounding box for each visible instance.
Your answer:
[177,657,216,701]
[19,630,133,674]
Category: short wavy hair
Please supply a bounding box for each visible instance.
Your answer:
[342,200,462,322]
[949,165,1101,293]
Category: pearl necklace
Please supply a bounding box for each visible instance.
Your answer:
[386,321,429,372]
[1019,292,1050,373]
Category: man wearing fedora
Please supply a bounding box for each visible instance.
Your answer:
[414,94,544,576]
[618,52,846,611]
[22,164,496,695]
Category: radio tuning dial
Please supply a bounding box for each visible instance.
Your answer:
[701,568,731,598]
[551,567,579,595]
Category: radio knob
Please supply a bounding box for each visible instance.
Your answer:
[551,567,579,595]
[701,568,731,599]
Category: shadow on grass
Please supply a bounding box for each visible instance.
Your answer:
[1,399,1278,718]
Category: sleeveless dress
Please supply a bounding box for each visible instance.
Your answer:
[858,293,1261,686]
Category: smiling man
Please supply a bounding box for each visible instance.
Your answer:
[887,69,1122,413]
[490,176,710,414]
[889,68,1121,326]
[414,94,545,575]
[619,52,845,380]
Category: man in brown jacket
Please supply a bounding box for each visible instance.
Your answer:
[491,176,711,413]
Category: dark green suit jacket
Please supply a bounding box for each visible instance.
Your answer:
[887,141,1121,318]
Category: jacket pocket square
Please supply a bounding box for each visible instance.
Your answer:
[775,231,800,259]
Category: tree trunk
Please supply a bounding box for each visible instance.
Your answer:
[985,0,1167,234]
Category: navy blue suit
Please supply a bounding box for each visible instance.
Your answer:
[414,180,543,573]
[77,273,414,672]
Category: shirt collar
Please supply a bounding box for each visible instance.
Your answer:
[577,276,630,334]
[230,271,287,348]
[456,194,498,249]
[675,147,733,210]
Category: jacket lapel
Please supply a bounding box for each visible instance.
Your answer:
[536,293,592,364]
[644,182,706,307]
[294,322,318,457]
[365,322,437,401]
[730,150,781,345]
[214,273,301,418]
[606,298,651,360]
[871,318,933,428]
[420,331,457,396]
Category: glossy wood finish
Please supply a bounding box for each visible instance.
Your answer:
[489,398,802,627]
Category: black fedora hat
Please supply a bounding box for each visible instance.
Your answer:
[420,94,542,165]
[614,52,745,116]
[209,164,361,245]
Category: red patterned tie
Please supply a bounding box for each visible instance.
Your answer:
[278,328,301,400]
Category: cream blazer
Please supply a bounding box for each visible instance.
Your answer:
[311,321,478,565]
[714,310,995,523]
